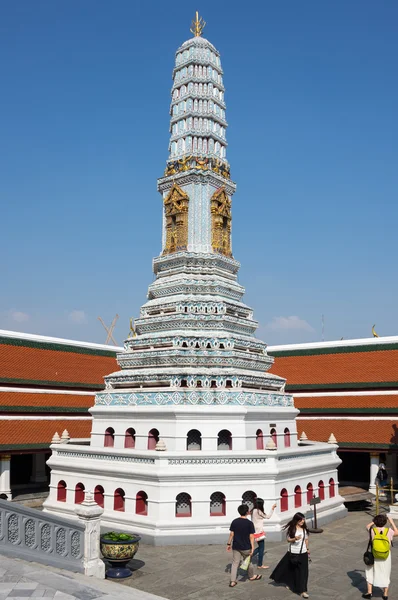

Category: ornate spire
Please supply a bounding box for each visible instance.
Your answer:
[190,11,206,37]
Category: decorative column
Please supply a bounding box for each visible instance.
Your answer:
[30,453,48,484]
[75,492,105,579]
[369,452,380,493]
[0,454,11,500]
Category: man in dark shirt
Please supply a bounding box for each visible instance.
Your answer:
[227,504,262,587]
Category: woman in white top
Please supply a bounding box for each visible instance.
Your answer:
[270,512,310,598]
[250,498,277,568]
[363,513,398,600]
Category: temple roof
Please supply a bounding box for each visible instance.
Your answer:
[269,336,398,391]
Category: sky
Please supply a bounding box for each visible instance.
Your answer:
[1,1,397,346]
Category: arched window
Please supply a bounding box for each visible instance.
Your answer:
[217,429,232,450]
[280,488,288,512]
[136,491,148,515]
[104,427,114,448]
[329,478,336,498]
[114,488,125,512]
[294,485,302,508]
[307,483,314,504]
[176,493,192,517]
[242,490,257,511]
[148,428,159,450]
[284,428,291,447]
[94,485,104,508]
[256,429,264,450]
[318,480,325,501]
[210,492,226,516]
[187,429,202,451]
[270,428,277,447]
[124,428,136,448]
[57,480,66,502]
[75,482,85,504]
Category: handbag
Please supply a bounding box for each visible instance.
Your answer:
[241,555,251,571]
[254,532,266,542]
[363,529,374,566]
[289,531,305,567]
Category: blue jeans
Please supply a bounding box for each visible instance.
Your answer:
[252,539,265,566]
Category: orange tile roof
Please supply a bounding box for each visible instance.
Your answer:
[294,394,398,410]
[0,343,117,388]
[0,392,95,411]
[270,349,398,389]
[0,419,91,449]
[298,418,398,448]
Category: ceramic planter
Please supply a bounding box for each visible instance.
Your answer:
[100,534,141,578]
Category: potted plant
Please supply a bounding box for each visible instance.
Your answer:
[100,531,141,578]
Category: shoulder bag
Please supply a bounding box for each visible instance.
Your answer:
[363,528,374,566]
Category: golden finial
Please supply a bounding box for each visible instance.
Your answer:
[372,324,379,338]
[190,11,206,37]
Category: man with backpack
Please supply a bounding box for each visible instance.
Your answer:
[363,514,398,600]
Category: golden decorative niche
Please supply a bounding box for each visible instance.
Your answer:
[163,183,189,254]
[211,187,232,256]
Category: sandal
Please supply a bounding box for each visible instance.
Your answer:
[229,582,237,587]
[249,575,262,581]
[258,565,269,569]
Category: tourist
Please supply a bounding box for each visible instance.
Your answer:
[363,514,398,600]
[251,498,277,569]
[270,512,309,598]
[227,504,262,587]
[376,463,389,489]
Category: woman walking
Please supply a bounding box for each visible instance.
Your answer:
[270,512,309,598]
[251,498,277,569]
[363,514,398,600]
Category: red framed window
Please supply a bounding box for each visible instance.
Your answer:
[280,488,288,512]
[124,428,136,448]
[270,428,277,447]
[329,478,335,498]
[307,483,314,504]
[114,488,125,512]
[284,428,291,447]
[104,427,115,448]
[294,485,302,508]
[318,480,325,501]
[242,490,257,511]
[256,429,264,450]
[94,485,104,508]
[135,491,148,515]
[57,480,67,502]
[75,482,85,504]
[148,428,159,450]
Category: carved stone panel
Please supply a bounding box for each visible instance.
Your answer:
[56,527,66,555]
[24,518,36,548]
[7,514,19,544]
[40,523,51,552]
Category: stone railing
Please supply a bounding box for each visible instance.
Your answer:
[0,494,104,578]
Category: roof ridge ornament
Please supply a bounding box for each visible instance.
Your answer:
[190,11,206,37]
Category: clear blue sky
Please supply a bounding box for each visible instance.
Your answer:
[1,1,397,346]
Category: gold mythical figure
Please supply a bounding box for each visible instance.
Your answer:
[372,324,379,338]
[178,155,192,171]
[190,11,206,37]
[194,157,209,170]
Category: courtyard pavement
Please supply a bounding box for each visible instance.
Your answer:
[116,510,398,600]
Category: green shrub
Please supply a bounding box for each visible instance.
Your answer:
[102,531,134,542]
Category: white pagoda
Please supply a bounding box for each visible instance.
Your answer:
[44,14,346,543]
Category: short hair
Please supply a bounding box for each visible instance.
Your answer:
[373,514,388,527]
[238,504,249,516]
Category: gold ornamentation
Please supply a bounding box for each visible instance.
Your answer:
[129,318,137,338]
[211,186,232,256]
[163,183,189,254]
[163,157,230,179]
[190,11,206,37]
[194,157,208,170]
